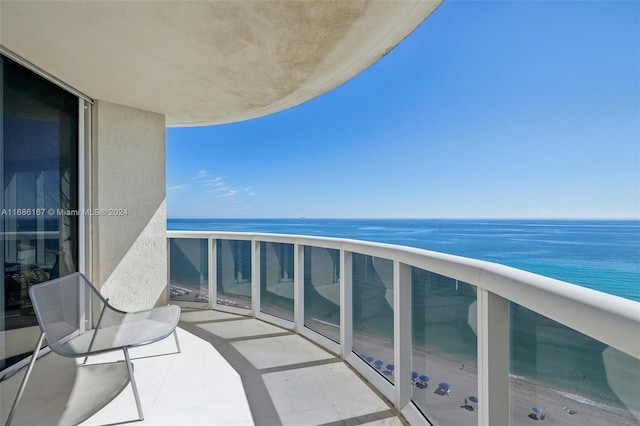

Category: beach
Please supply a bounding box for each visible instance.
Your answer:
[353,330,640,426]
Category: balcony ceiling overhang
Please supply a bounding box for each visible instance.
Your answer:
[0,0,441,127]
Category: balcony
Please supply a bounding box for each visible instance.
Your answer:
[2,231,638,426]
[167,231,640,426]
[1,308,405,426]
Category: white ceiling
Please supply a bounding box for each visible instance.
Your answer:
[1,1,442,126]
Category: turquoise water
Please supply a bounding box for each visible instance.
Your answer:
[168,218,640,301]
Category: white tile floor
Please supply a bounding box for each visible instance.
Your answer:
[1,310,406,426]
[262,362,396,425]
[231,334,335,370]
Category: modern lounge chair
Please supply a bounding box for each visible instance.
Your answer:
[6,272,181,425]
[419,374,430,388]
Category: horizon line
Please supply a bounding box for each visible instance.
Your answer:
[167,217,640,221]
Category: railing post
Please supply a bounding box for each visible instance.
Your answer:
[252,239,260,318]
[209,236,216,310]
[294,243,304,332]
[340,249,353,359]
[166,237,171,304]
[478,288,510,426]
[394,261,412,409]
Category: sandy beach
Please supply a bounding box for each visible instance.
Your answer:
[169,281,210,304]
[351,330,640,426]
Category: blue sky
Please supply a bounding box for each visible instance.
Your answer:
[167,1,639,219]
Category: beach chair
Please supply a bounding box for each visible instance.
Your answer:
[531,405,545,420]
[438,382,451,395]
[6,272,181,425]
[419,374,430,388]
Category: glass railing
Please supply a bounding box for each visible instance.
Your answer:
[168,237,209,304]
[216,239,252,309]
[508,302,640,425]
[303,246,341,343]
[259,241,295,321]
[167,231,640,426]
[352,254,395,383]
[411,269,478,426]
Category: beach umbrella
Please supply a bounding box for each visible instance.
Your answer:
[419,375,430,383]
[469,396,478,403]
[386,364,395,372]
[438,382,450,391]
[532,406,543,415]
[412,371,418,380]
[374,360,384,369]
[365,356,374,363]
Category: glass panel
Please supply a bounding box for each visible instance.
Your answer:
[303,246,340,342]
[260,242,294,321]
[411,268,478,426]
[352,253,394,383]
[216,239,251,309]
[510,303,640,425]
[169,238,208,303]
[2,56,79,335]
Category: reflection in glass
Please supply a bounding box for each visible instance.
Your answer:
[169,238,208,304]
[352,254,394,383]
[260,242,294,321]
[216,239,251,309]
[2,56,79,333]
[303,246,340,342]
[411,268,477,426]
[509,302,640,425]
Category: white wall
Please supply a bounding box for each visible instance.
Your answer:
[91,100,167,310]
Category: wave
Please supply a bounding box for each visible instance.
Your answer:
[509,375,631,414]
[554,390,629,413]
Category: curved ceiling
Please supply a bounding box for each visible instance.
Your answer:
[1,1,441,126]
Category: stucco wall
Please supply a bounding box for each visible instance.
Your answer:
[91,100,167,310]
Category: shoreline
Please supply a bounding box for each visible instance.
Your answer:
[350,328,640,426]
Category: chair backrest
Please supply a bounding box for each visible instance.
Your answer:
[28,272,106,356]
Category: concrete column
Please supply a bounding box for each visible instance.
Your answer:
[394,262,412,409]
[252,239,261,317]
[478,288,510,425]
[91,100,167,310]
[340,250,353,359]
[209,236,216,309]
[293,243,304,332]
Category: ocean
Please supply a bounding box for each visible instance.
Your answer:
[168,218,640,415]
[168,218,640,302]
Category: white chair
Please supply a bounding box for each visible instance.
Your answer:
[6,272,181,425]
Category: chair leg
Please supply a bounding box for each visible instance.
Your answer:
[123,347,144,421]
[173,330,181,354]
[6,333,46,426]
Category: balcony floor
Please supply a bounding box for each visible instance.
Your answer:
[1,309,405,426]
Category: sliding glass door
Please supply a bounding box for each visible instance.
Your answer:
[1,55,79,367]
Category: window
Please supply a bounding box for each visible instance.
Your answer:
[1,56,79,339]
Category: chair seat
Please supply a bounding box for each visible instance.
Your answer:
[55,305,181,357]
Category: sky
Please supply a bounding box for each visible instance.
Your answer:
[166,0,640,219]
